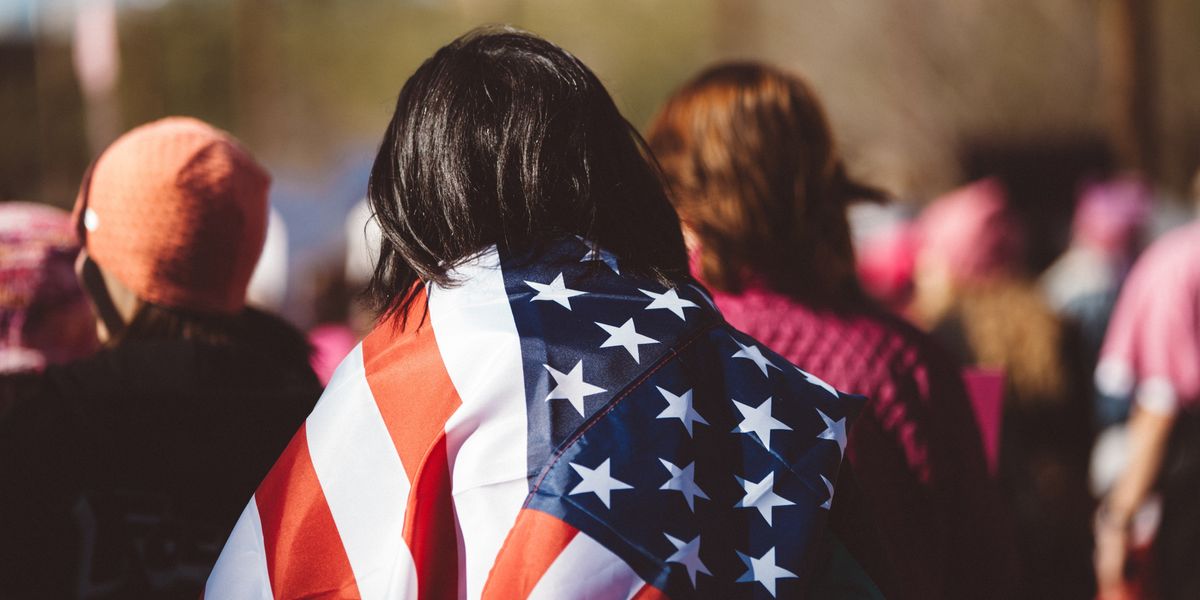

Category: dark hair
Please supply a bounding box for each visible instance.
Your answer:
[76,248,311,371]
[367,27,688,318]
[110,303,313,370]
[648,62,882,302]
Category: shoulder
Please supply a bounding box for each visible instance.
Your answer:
[1144,220,1200,264]
[718,287,952,378]
[1103,224,1199,350]
[804,299,961,397]
[521,319,863,597]
[859,306,960,376]
[35,342,188,400]
[1123,221,1200,298]
[1099,221,1200,408]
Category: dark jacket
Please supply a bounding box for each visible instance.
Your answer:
[0,318,321,599]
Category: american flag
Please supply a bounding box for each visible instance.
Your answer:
[206,237,862,599]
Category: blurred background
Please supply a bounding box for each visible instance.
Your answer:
[3,0,1200,326]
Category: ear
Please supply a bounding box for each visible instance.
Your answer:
[101,268,141,323]
[75,251,131,342]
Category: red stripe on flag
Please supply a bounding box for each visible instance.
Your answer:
[255,425,361,598]
[363,289,462,474]
[364,289,464,598]
[630,583,669,600]
[402,434,460,598]
[481,509,581,599]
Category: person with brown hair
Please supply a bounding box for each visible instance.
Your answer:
[0,117,321,598]
[648,62,1014,600]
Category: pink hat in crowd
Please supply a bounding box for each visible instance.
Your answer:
[74,116,270,315]
[0,202,94,372]
[917,177,1026,284]
[1072,174,1152,254]
[856,219,918,310]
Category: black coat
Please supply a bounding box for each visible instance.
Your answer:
[0,332,321,599]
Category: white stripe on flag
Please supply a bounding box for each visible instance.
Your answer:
[527,531,649,600]
[306,343,419,600]
[430,247,532,600]
[204,497,273,600]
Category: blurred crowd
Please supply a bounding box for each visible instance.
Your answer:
[1,22,1199,600]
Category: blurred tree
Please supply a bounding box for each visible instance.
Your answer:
[118,0,236,133]
[0,40,41,201]
[5,0,1200,210]
[33,36,89,207]
[1100,0,1157,175]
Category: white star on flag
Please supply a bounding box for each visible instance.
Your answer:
[568,458,633,508]
[525,273,586,310]
[579,244,620,273]
[732,338,781,377]
[664,533,711,587]
[732,396,792,448]
[815,408,848,457]
[639,288,698,320]
[820,474,834,510]
[544,361,606,417]
[595,318,658,363]
[735,471,795,525]
[656,386,708,436]
[736,547,798,598]
[798,367,838,397]
[659,458,710,511]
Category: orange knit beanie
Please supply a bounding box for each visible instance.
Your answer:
[73,117,270,315]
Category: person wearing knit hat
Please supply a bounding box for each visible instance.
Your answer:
[0,202,98,373]
[1041,175,1153,429]
[0,117,321,597]
[913,178,1097,599]
[74,116,269,333]
[911,178,1028,325]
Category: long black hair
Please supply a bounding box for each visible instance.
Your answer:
[367,27,688,318]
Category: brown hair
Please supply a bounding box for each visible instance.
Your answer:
[648,62,879,302]
[953,280,1070,409]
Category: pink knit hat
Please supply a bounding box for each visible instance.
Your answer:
[73,117,270,315]
[918,178,1026,284]
[1073,175,1151,254]
[0,202,92,372]
[856,219,918,309]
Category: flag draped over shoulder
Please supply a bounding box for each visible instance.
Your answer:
[206,238,863,599]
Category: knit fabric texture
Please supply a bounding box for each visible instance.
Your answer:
[0,202,88,372]
[74,117,270,315]
[918,177,1026,285]
[0,203,81,313]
